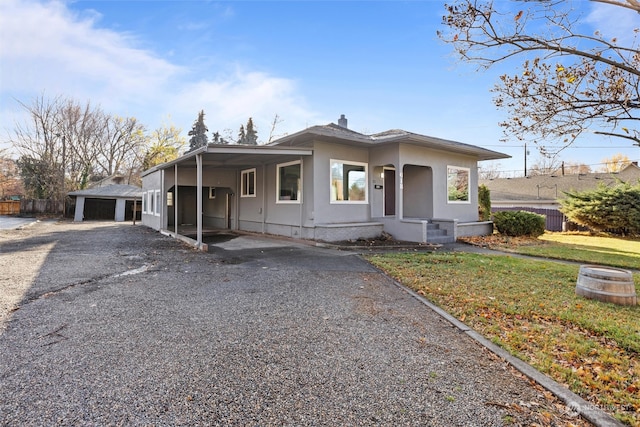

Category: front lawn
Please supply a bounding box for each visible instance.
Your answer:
[459,232,640,270]
[366,249,639,425]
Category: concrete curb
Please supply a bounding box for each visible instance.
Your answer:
[382,273,625,427]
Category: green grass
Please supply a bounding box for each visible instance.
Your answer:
[366,250,640,425]
[476,232,640,270]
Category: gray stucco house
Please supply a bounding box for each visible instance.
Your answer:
[141,116,509,249]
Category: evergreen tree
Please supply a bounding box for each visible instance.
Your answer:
[187,110,209,152]
[245,117,258,145]
[478,184,491,221]
[238,124,246,144]
[560,181,640,236]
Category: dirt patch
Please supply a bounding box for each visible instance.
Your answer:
[457,234,541,249]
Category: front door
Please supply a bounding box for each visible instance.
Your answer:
[384,168,396,216]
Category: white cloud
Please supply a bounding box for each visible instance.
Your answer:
[0,0,182,109]
[585,2,640,45]
[0,0,318,152]
[168,68,320,141]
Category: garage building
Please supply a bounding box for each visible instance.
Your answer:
[69,184,142,222]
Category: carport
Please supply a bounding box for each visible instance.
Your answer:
[142,145,313,250]
[69,184,142,222]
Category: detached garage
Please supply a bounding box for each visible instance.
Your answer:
[69,184,142,222]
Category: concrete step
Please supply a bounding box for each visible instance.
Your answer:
[427,235,455,244]
[425,222,453,243]
[427,229,447,237]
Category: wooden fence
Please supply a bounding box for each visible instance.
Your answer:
[20,199,64,215]
[0,201,20,215]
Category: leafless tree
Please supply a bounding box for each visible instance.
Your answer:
[98,115,146,177]
[9,95,147,201]
[439,0,640,151]
[478,161,503,179]
[562,161,592,175]
[268,114,286,143]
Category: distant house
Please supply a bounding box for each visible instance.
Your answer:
[68,175,142,222]
[480,163,640,230]
[141,116,510,249]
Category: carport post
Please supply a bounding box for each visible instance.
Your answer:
[174,164,178,236]
[196,153,203,249]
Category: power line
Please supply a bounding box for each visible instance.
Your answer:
[480,144,636,149]
[481,158,639,176]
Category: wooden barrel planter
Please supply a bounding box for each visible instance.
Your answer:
[576,265,637,306]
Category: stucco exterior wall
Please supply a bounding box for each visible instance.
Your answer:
[141,170,162,230]
[369,145,399,219]
[114,198,126,222]
[262,157,314,232]
[74,196,85,222]
[311,141,371,224]
[398,144,479,222]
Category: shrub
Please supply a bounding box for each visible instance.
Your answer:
[560,181,640,236]
[493,210,546,237]
[478,184,491,221]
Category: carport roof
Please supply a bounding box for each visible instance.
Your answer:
[141,145,313,176]
[68,184,142,199]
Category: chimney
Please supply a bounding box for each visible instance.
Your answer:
[338,114,348,129]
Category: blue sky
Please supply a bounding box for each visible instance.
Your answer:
[1,0,638,176]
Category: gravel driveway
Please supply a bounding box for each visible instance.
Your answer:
[0,221,587,426]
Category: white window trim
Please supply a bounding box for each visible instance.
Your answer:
[241,168,257,198]
[142,191,147,214]
[154,190,161,216]
[276,160,302,204]
[446,165,471,204]
[148,191,154,215]
[330,159,368,204]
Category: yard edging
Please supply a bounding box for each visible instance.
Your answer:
[374,265,626,427]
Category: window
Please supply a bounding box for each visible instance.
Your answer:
[330,160,367,203]
[209,187,216,199]
[447,166,470,203]
[241,168,256,197]
[167,191,173,207]
[148,191,155,214]
[154,190,160,215]
[277,161,301,203]
[142,192,147,213]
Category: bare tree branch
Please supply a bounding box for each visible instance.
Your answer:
[440,0,640,149]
